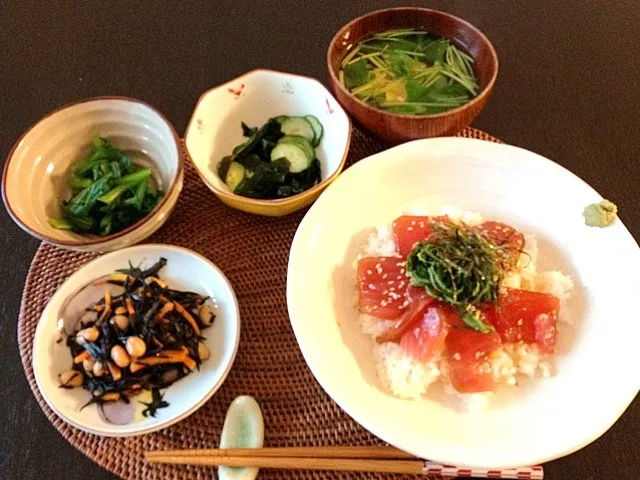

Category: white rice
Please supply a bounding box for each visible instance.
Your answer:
[364,224,398,257]
[358,209,574,411]
[360,314,395,338]
[374,343,440,400]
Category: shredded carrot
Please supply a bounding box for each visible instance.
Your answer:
[94,305,104,312]
[74,351,90,363]
[153,349,185,358]
[145,276,168,288]
[158,295,200,334]
[173,301,201,334]
[96,303,111,323]
[92,289,113,324]
[182,355,197,371]
[156,302,175,319]
[152,337,163,348]
[115,306,127,315]
[137,349,196,370]
[125,298,135,316]
[129,362,146,374]
[138,356,178,366]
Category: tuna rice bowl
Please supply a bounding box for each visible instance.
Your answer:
[355,206,575,412]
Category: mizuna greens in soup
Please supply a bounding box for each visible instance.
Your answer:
[339,28,479,115]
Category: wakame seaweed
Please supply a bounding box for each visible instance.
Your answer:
[217,119,322,199]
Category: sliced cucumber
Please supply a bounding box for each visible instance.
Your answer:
[217,155,234,180]
[304,115,324,147]
[280,116,315,143]
[225,162,246,192]
[277,135,314,161]
[270,143,311,173]
[273,115,289,124]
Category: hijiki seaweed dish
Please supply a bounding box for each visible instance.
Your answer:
[58,258,215,419]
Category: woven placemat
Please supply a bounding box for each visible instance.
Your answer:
[18,127,501,480]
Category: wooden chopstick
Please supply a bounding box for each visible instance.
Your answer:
[145,445,415,459]
[144,447,545,478]
[145,454,425,474]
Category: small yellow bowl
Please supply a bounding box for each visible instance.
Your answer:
[184,69,352,216]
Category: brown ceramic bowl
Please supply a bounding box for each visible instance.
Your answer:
[327,7,498,144]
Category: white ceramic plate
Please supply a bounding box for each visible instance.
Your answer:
[287,137,640,468]
[33,244,240,436]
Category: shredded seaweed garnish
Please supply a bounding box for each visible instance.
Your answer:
[61,258,215,416]
[141,387,169,417]
[406,219,520,333]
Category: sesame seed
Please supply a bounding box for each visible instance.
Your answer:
[389,287,395,292]
[368,284,376,290]
[396,275,403,280]
[371,305,378,310]
[382,273,388,279]
[411,220,416,226]
[382,290,389,295]
[407,226,413,231]
[367,270,372,275]
[381,300,387,307]
[387,280,395,285]
[402,300,410,307]
[453,353,461,361]
[517,319,523,326]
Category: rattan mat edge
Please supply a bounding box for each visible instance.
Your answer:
[18,127,501,480]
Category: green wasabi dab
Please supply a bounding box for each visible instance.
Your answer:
[583,199,618,227]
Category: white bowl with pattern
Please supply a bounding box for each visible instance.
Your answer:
[185,69,351,216]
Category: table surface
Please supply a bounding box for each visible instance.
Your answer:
[1,1,638,479]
